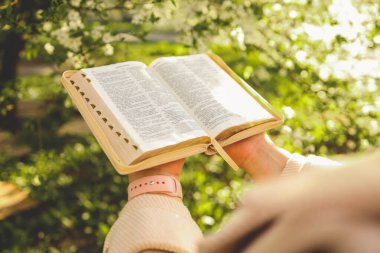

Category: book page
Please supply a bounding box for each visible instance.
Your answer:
[82,61,207,151]
[150,54,274,138]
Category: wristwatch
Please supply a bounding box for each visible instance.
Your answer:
[127,175,182,200]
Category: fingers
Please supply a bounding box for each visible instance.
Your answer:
[200,174,317,253]
[240,208,380,253]
[201,151,380,253]
[243,165,380,219]
[333,220,380,253]
[199,206,276,253]
[239,208,340,253]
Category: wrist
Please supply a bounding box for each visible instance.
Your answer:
[128,174,182,200]
[225,133,290,180]
[244,136,289,179]
[128,159,184,183]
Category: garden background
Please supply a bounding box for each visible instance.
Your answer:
[0,0,379,252]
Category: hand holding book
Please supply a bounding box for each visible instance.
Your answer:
[128,133,289,185]
[61,52,283,174]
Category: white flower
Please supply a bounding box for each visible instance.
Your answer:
[67,10,84,30]
[97,2,106,11]
[103,44,114,56]
[295,50,307,62]
[102,33,114,43]
[44,43,55,55]
[375,98,380,109]
[273,3,282,11]
[328,0,365,27]
[283,106,295,119]
[42,22,52,32]
[342,41,367,57]
[2,24,11,31]
[52,23,82,52]
[367,79,377,92]
[326,120,335,130]
[230,27,245,49]
[289,10,298,19]
[201,216,215,226]
[285,59,294,69]
[369,120,379,135]
[374,35,380,44]
[69,37,82,52]
[68,10,80,22]
[85,0,95,8]
[281,125,292,134]
[362,105,374,114]
[70,0,81,7]
[91,26,104,40]
[319,65,330,81]
[65,54,85,69]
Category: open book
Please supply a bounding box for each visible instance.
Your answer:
[61,53,283,174]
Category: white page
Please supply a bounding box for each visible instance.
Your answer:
[82,61,207,152]
[151,54,274,138]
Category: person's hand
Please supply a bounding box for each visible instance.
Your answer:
[199,151,380,253]
[128,159,185,183]
[130,132,288,182]
[224,133,289,179]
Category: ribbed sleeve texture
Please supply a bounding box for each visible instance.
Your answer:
[281,153,308,176]
[282,153,341,176]
[103,194,203,253]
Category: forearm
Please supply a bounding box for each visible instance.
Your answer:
[241,136,289,179]
[224,133,341,179]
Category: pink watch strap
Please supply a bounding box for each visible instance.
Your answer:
[128,175,182,200]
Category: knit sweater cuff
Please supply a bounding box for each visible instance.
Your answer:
[281,153,341,177]
[281,153,308,176]
[103,194,203,253]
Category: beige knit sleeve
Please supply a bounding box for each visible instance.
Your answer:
[103,194,203,253]
[281,152,341,176]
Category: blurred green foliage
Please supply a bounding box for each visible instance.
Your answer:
[0,0,379,252]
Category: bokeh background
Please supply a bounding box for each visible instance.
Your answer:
[0,0,379,252]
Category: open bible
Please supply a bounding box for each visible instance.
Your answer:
[61,53,283,174]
